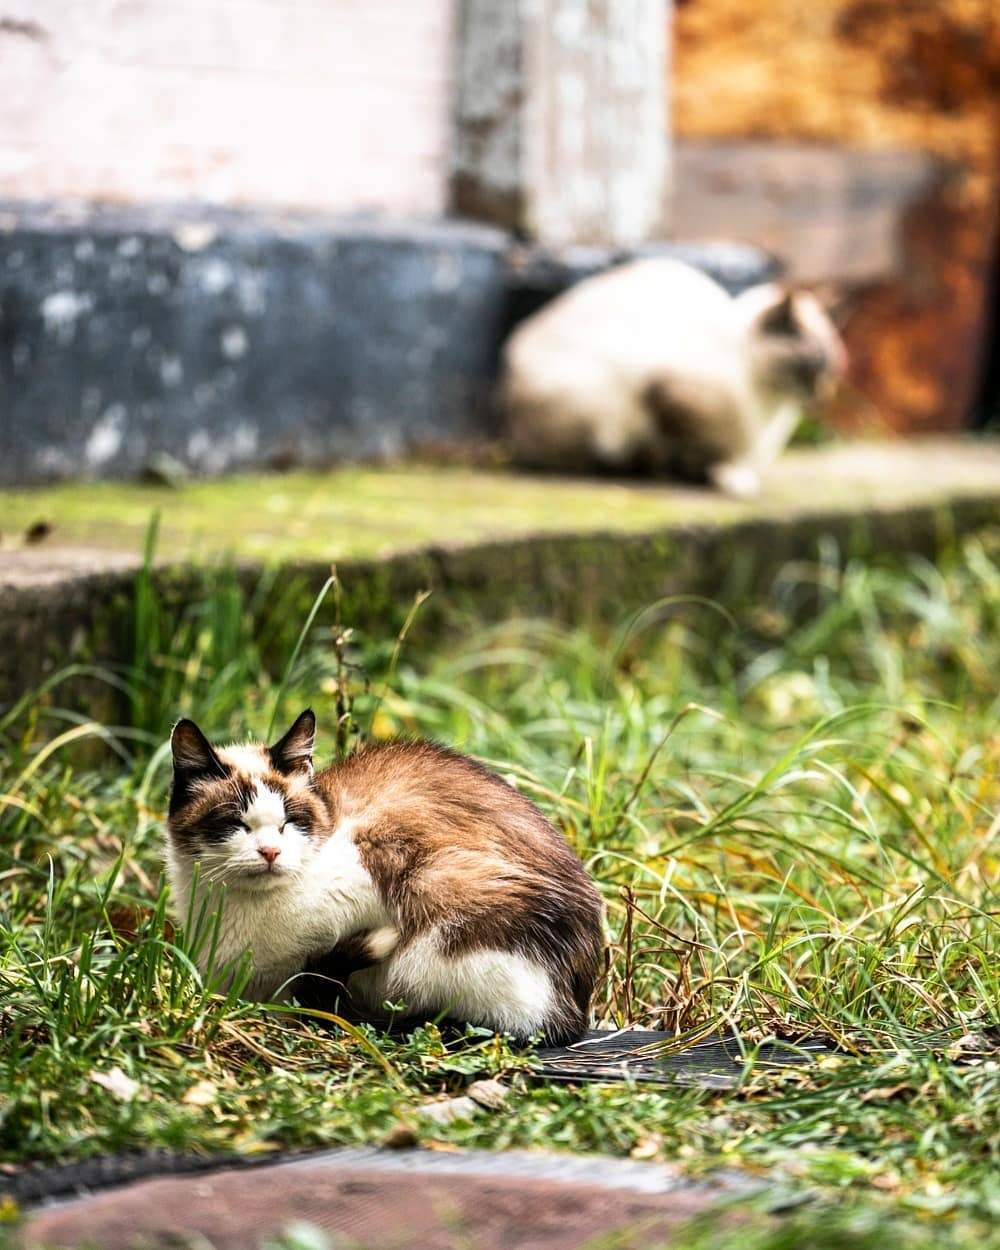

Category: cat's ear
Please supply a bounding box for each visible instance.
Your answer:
[758,291,797,336]
[170,719,228,781]
[269,709,316,776]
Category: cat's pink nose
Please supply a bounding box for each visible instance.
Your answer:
[257,846,280,866]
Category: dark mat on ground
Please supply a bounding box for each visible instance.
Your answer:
[22,1147,759,1250]
[534,1029,835,1088]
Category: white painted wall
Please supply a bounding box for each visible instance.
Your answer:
[0,0,454,214]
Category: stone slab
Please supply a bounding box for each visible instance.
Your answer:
[22,1146,754,1250]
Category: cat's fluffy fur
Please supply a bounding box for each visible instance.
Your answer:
[503,257,847,498]
[166,711,604,1044]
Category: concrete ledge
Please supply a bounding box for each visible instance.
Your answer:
[1,440,997,710]
[0,205,511,485]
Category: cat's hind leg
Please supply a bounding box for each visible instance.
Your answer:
[357,932,570,1041]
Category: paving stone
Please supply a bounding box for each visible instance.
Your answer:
[23,1147,756,1250]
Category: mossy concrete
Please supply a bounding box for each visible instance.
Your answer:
[3,439,997,564]
[1,439,997,709]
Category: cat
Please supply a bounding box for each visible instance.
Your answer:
[165,710,604,1044]
[502,257,847,498]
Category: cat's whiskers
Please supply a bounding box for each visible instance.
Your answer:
[198,857,304,887]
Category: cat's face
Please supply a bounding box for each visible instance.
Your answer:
[167,710,327,890]
[747,289,847,403]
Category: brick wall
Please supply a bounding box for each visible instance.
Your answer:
[0,0,454,214]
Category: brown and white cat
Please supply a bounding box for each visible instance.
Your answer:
[503,257,847,498]
[165,710,604,1043]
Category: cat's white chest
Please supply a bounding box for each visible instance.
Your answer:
[212,885,317,998]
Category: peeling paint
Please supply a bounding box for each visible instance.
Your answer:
[433,250,462,291]
[200,257,233,294]
[84,405,126,466]
[160,356,183,386]
[82,387,103,416]
[173,223,218,253]
[33,446,72,475]
[41,290,93,331]
[237,271,267,315]
[454,0,669,245]
[220,325,248,359]
[187,430,211,463]
[232,423,259,458]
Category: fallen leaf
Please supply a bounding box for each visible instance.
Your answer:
[418,1095,481,1126]
[860,1083,911,1103]
[630,1134,664,1160]
[467,1079,509,1111]
[24,520,53,545]
[182,1079,218,1107]
[90,1067,140,1102]
[370,712,396,740]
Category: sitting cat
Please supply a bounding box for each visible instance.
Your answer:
[165,710,604,1044]
[502,257,846,498]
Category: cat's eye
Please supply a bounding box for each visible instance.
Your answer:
[236,821,250,833]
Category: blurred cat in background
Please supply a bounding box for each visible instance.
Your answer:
[503,258,847,498]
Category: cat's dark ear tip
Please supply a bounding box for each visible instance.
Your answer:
[171,717,197,745]
[288,708,316,738]
[170,718,222,773]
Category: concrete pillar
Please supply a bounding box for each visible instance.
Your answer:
[452,0,670,248]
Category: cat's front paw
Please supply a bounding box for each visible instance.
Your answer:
[708,460,761,499]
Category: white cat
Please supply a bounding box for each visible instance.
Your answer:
[502,258,846,498]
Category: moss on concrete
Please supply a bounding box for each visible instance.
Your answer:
[2,441,997,564]
[0,466,734,561]
[2,440,998,711]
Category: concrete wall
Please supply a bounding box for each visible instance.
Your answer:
[0,205,511,485]
[0,0,454,215]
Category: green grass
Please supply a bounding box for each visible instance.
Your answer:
[1,527,998,1241]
